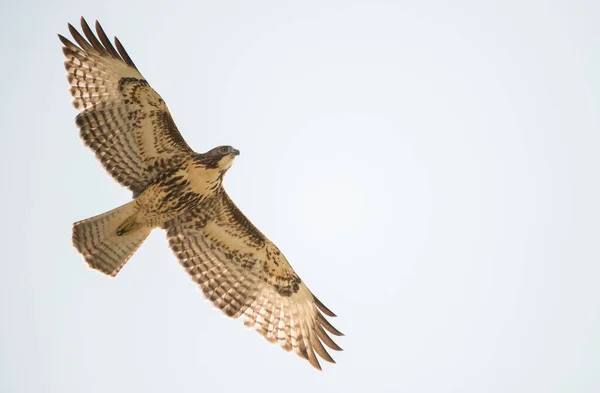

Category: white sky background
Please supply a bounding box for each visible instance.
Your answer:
[0,0,599,391]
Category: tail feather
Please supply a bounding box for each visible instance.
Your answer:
[73,201,151,276]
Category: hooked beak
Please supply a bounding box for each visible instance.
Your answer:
[232,149,240,156]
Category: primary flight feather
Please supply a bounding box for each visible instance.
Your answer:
[60,17,342,370]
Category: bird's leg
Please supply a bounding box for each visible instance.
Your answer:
[115,214,138,236]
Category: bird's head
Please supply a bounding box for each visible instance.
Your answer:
[204,145,240,171]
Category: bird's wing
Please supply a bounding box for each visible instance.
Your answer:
[59,18,192,195]
[163,192,343,370]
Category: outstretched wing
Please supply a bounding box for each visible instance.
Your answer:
[163,192,343,370]
[59,18,192,195]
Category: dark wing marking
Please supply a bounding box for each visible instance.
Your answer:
[163,191,343,370]
[59,18,192,195]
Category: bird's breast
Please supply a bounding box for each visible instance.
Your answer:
[186,165,223,196]
[134,164,222,226]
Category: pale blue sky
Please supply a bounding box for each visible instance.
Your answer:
[1,1,599,392]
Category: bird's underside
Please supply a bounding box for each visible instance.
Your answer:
[60,17,342,370]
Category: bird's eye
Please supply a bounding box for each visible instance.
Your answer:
[221,147,229,153]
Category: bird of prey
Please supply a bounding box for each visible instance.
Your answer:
[59,17,342,370]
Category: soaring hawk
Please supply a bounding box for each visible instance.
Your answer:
[60,17,342,370]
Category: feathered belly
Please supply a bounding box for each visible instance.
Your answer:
[134,170,218,227]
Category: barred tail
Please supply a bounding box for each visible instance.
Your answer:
[72,201,151,276]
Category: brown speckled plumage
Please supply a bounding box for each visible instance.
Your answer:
[62,17,342,370]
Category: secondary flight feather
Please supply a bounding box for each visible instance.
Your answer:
[60,17,342,370]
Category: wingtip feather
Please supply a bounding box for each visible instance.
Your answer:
[313,295,337,317]
[317,312,344,337]
[114,36,138,69]
[57,34,73,48]
[307,347,322,371]
[95,20,121,59]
